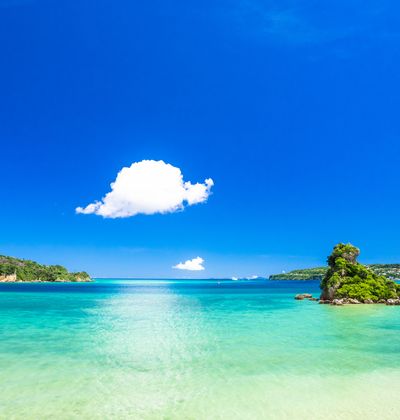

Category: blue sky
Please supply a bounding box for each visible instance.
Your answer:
[1,0,400,277]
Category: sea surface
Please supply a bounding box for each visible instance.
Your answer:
[0,279,400,419]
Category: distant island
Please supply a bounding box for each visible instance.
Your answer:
[0,255,91,282]
[270,263,400,280]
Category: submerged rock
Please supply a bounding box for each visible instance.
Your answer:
[294,293,313,300]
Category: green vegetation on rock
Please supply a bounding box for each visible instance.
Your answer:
[320,243,400,302]
[0,255,91,282]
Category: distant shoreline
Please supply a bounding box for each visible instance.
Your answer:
[0,279,92,283]
[269,264,400,281]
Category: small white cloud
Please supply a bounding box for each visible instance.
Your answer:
[173,257,205,271]
[76,160,214,218]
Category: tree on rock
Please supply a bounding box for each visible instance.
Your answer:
[320,243,400,302]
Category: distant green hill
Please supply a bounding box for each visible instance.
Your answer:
[0,255,91,282]
[269,264,400,280]
[269,267,327,280]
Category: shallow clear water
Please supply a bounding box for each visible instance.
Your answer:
[0,279,400,419]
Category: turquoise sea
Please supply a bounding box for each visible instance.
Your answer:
[1,279,400,419]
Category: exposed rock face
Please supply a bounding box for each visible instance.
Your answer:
[0,273,17,282]
[322,286,338,301]
[386,299,400,306]
[320,243,400,303]
[347,298,361,304]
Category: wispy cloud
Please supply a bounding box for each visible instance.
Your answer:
[228,1,400,47]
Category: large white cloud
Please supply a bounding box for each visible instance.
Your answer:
[76,160,214,218]
[173,257,205,271]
